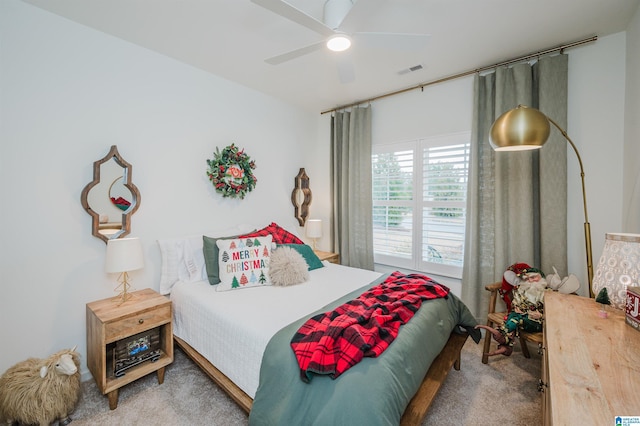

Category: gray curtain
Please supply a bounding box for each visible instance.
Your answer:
[331,106,374,270]
[462,55,568,319]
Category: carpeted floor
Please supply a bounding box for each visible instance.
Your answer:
[70,337,542,425]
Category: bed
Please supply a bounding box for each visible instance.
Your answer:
[159,223,480,425]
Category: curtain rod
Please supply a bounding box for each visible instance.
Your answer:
[320,35,597,115]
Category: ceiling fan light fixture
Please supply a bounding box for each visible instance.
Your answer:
[326,35,351,52]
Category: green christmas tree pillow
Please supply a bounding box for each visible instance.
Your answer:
[215,235,273,291]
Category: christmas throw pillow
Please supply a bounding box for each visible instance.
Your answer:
[216,235,272,291]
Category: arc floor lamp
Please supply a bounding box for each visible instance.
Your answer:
[489,105,594,298]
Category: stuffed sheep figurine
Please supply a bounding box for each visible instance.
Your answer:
[0,346,81,426]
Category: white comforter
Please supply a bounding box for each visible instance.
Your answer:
[170,261,382,398]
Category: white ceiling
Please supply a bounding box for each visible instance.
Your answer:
[22,0,640,113]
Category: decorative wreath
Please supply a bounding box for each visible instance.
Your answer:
[206,144,257,199]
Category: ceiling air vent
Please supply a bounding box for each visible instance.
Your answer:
[398,64,424,75]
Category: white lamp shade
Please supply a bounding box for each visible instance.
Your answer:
[105,237,144,273]
[592,233,640,310]
[306,219,323,239]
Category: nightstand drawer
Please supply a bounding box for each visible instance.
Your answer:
[314,250,340,264]
[104,304,171,343]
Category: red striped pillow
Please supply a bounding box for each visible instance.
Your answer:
[240,222,304,245]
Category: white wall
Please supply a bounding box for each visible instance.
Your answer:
[0,1,320,378]
[624,7,640,232]
[567,33,627,296]
[303,113,333,252]
[371,78,474,143]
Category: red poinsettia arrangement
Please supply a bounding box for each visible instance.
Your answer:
[206,143,257,199]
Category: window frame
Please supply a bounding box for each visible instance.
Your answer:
[372,131,470,279]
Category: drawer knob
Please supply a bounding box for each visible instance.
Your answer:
[138,319,144,324]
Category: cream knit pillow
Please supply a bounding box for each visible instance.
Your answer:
[269,246,309,286]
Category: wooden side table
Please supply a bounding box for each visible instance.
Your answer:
[86,288,173,409]
[314,250,340,264]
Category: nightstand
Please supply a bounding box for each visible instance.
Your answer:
[314,250,340,264]
[86,288,173,410]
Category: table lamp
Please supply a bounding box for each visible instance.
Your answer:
[105,237,144,304]
[592,233,640,310]
[306,219,322,251]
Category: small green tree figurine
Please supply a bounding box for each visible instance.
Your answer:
[596,288,611,318]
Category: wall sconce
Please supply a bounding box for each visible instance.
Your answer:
[306,219,323,250]
[291,168,312,226]
[105,237,144,305]
[592,233,640,310]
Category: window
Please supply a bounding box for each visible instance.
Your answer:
[372,132,470,278]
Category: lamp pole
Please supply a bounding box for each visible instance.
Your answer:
[546,117,594,297]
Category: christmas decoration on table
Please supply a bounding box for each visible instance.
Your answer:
[477,262,549,357]
[545,266,581,295]
[596,287,611,318]
[625,286,640,330]
[206,144,257,199]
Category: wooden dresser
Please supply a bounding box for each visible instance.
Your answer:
[542,291,640,425]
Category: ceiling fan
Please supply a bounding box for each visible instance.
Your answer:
[251,0,431,83]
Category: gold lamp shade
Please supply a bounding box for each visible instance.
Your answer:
[489,105,551,151]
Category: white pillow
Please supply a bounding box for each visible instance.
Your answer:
[157,224,256,295]
[215,235,273,291]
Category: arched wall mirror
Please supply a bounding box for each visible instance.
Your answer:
[81,145,141,243]
[291,168,312,226]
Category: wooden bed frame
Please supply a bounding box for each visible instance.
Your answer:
[174,331,469,425]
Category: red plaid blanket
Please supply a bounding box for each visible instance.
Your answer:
[290,271,450,382]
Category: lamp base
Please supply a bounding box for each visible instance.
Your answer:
[114,272,134,305]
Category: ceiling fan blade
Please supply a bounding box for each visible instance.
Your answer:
[336,0,377,34]
[353,32,431,51]
[251,0,336,37]
[265,41,326,65]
